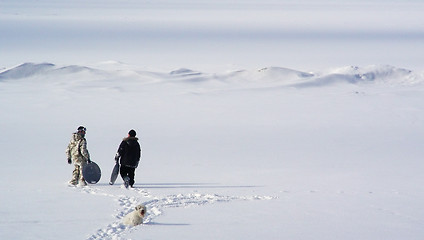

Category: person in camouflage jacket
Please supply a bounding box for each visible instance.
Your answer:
[66,126,91,186]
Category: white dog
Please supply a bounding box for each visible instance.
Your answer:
[122,204,146,226]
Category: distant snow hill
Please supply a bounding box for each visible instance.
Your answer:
[1,62,423,90]
[0,62,96,79]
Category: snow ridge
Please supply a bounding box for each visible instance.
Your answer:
[1,63,422,89]
[0,62,100,81]
[0,63,55,79]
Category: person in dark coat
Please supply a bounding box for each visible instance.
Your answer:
[115,129,142,188]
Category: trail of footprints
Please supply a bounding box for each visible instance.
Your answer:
[77,186,274,240]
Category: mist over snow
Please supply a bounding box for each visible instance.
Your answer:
[1,1,424,240]
[1,0,424,71]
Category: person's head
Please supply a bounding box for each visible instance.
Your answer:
[77,126,86,136]
[128,129,136,137]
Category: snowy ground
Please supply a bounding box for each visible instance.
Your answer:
[1,1,424,240]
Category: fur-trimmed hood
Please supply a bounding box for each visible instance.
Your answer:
[123,136,138,141]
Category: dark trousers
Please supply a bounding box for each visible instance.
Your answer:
[120,165,136,186]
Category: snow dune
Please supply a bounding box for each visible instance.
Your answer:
[2,62,422,90]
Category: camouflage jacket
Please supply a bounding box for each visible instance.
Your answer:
[66,132,90,164]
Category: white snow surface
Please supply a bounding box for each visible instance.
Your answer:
[1,1,424,240]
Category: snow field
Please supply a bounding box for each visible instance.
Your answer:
[70,183,274,240]
[2,62,424,239]
[1,0,424,239]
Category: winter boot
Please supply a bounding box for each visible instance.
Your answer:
[68,180,78,186]
[79,176,87,186]
[79,180,87,187]
[124,177,130,189]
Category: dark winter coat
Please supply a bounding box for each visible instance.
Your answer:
[117,137,141,168]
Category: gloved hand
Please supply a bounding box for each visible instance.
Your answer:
[67,158,72,164]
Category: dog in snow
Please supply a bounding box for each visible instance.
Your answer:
[122,204,146,226]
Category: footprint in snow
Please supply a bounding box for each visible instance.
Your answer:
[74,185,275,240]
